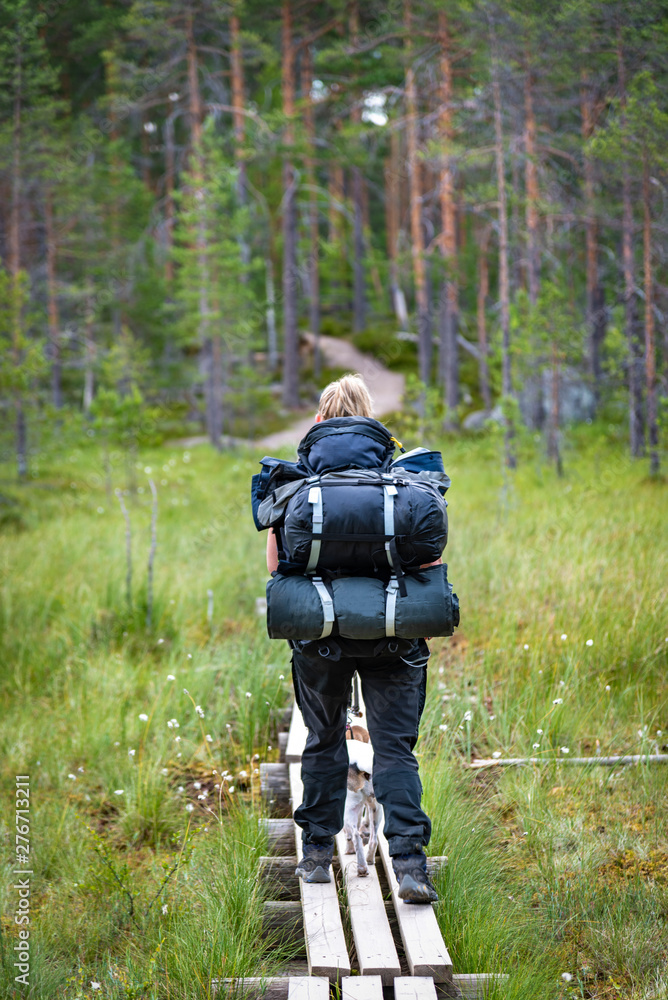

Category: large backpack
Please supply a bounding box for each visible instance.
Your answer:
[252,418,459,643]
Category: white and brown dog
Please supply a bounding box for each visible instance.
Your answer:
[344,725,382,877]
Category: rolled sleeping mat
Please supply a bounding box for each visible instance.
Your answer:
[266,564,459,641]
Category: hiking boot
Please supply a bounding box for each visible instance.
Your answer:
[295,842,333,884]
[392,853,438,904]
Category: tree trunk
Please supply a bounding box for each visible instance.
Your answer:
[164,105,176,285]
[210,334,224,450]
[230,10,250,275]
[352,165,366,332]
[477,222,492,412]
[643,154,659,476]
[617,28,644,457]
[45,189,62,409]
[350,3,366,334]
[547,342,562,476]
[580,75,603,405]
[404,0,430,385]
[11,45,26,479]
[438,11,458,424]
[492,45,515,468]
[524,64,539,306]
[187,10,214,440]
[83,280,95,413]
[385,131,408,325]
[302,44,321,375]
[281,1,299,408]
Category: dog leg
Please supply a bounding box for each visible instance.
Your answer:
[366,800,382,867]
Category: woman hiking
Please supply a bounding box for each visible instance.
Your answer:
[265,374,440,904]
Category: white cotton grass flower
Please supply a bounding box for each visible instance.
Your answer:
[279,674,284,680]
[161,768,169,776]
[183,688,189,695]
[174,735,181,742]
[228,786,235,794]
[523,643,529,650]
[195,705,205,718]
[560,633,568,640]
[162,904,168,915]
[492,750,502,759]
[439,724,448,732]
[533,743,540,750]
[206,734,213,742]
[128,748,136,756]
[78,766,84,773]
[553,698,563,705]
[193,781,201,790]
[185,803,194,812]
[561,973,573,983]
[167,674,176,681]
[139,713,148,722]
[245,691,252,699]
[586,639,593,646]
[561,747,570,754]
[537,728,543,735]
[91,984,102,992]
[68,773,76,780]
[605,685,611,691]
[463,710,472,722]
[114,789,124,795]
[167,719,179,729]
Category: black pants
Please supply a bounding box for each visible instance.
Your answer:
[291,642,432,856]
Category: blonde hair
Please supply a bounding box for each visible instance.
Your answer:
[318,373,374,420]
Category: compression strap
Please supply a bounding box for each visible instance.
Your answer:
[311,577,335,639]
[385,577,399,637]
[383,483,398,568]
[306,485,323,574]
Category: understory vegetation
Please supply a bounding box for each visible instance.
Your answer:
[0,425,666,999]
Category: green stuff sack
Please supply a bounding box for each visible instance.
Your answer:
[266,564,459,641]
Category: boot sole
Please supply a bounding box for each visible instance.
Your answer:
[397,873,438,904]
[296,865,331,884]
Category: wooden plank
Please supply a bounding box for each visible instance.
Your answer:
[288,977,330,1000]
[394,977,438,1000]
[451,974,508,998]
[289,763,351,981]
[341,975,383,1000]
[334,830,401,984]
[377,828,452,981]
[470,753,668,769]
[286,699,309,763]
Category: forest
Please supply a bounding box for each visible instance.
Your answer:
[0,0,667,469]
[1,3,668,1000]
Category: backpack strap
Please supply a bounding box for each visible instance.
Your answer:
[385,577,399,636]
[305,484,323,574]
[383,480,398,569]
[311,577,335,638]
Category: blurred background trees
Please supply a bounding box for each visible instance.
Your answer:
[0,0,667,474]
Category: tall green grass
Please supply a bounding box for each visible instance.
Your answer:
[0,425,666,998]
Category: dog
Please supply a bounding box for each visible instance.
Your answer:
[344,725,383,877]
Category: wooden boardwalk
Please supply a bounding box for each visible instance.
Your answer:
[247,698,506,1000]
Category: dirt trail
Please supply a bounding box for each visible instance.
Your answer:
[176,334,405,452]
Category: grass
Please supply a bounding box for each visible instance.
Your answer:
[0,422,666,998]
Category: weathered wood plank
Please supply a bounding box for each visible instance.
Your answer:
[261,817,295,855]
[470,754,668,769]
[394,977,438,1000]
[289,763,351,980]
[377,828,452,981]
[261,763,291,815]
[286,699,309,764]
[287,976,330,1000]
[450,974,508,998]
[341,975,383,1000]
[334,830,401,984]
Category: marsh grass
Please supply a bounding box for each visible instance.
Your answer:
[0,426,666,997]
